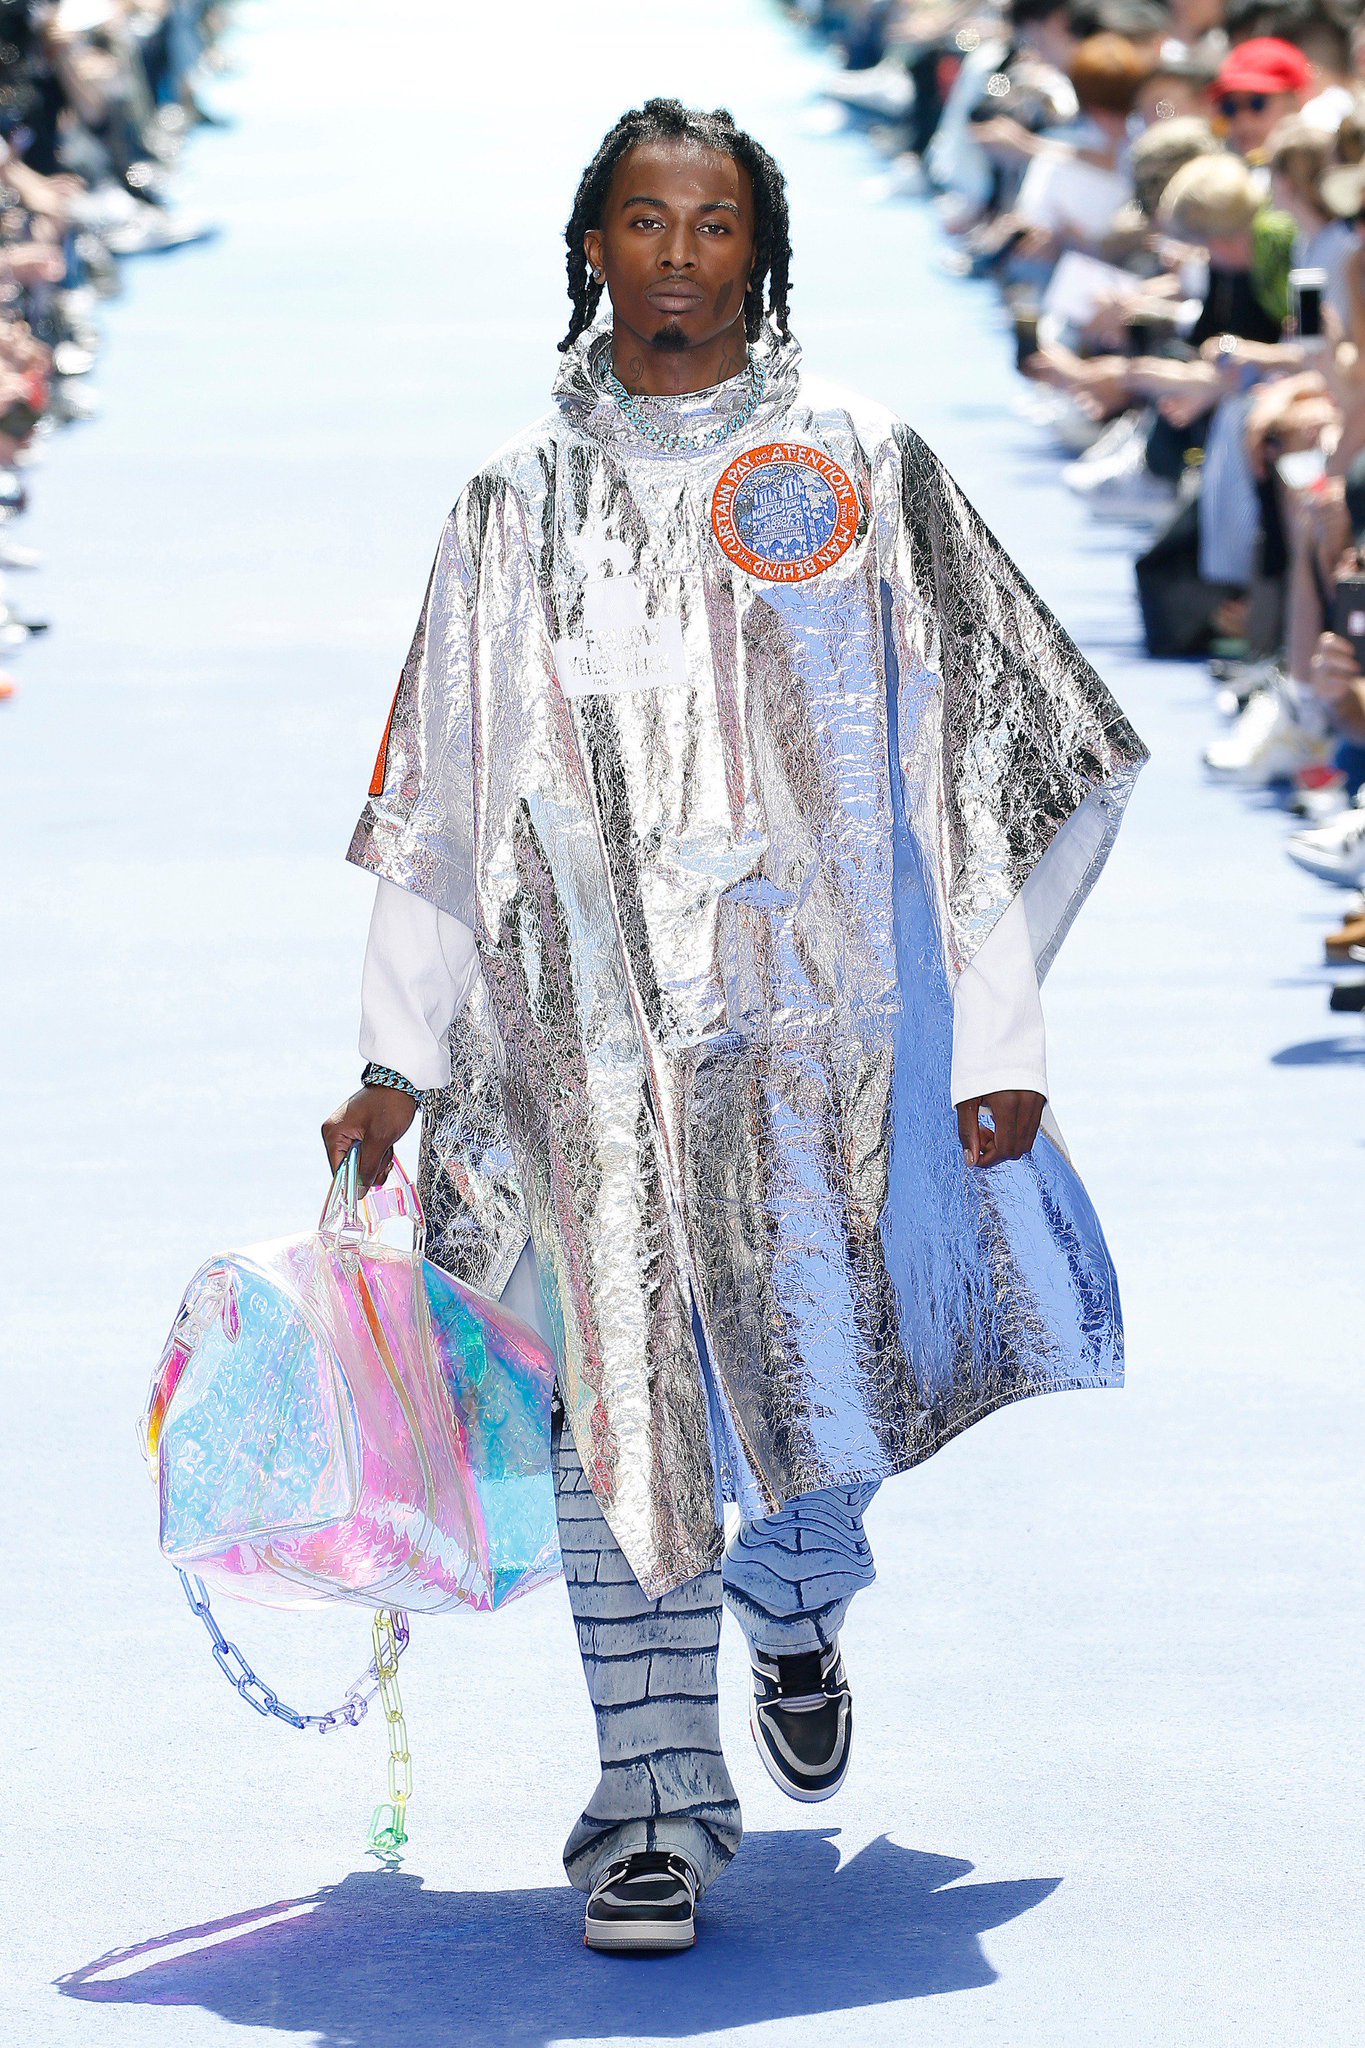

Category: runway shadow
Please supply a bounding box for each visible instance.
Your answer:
[57,1829,1059,2046]
[1272,1035,1365,1066]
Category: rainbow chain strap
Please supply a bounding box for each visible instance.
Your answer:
[178,1572,414,1857]
[177,1570,410,1730]
[366,1609,412,1857]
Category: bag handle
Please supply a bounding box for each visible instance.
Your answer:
[319,1143,426,1258]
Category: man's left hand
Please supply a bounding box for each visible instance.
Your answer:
[957,1090,1046,1168]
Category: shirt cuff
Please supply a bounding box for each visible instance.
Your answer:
[950,893,1049,1108]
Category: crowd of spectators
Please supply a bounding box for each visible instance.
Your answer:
[0,0,225,703]
[789,0,1365,1004]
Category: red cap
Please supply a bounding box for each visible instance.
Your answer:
[1214,36,1314,97]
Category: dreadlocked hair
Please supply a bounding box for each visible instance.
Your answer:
[559,98,792,353]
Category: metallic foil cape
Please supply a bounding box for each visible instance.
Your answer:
[349,327,1147,1597]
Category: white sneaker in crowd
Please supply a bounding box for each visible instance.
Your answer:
[1069,466,1175,524]
[1284,802,1365,885]
[104,204,216,256]
[865,152,927,202]
[70,181,216,256]
[1203,686,1332,786]
[1064,407,1146,477]
[48,380,101,424]
[1211,654,1286,718]
[820,58,914,119]
[1062,411,1175,522]
[1015,383,1104,455]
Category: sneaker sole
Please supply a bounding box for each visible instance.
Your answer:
[584,1920,695,1954]
[748,1704,849,1803]
[1285,849,1365,886]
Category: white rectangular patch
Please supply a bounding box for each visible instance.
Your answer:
[556,615,688,699]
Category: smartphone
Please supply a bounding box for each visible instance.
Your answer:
[1013,307,1040,372]
[1290,266,1327,339]
[1333,571,1365,668]
[1126,319,1152,357]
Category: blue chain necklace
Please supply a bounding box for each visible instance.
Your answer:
[603,356,767,453]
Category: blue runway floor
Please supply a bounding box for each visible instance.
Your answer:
[2,3,1361,2043]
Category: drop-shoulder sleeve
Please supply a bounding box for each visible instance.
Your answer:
[347,488,484,922]
[880,423,1147,982]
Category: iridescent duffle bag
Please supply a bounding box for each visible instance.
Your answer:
[140,1145,560,1850]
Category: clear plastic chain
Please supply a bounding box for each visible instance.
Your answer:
[365,1608,412,1858]
[177,1570,411,1732]
[178,1570,415,1854]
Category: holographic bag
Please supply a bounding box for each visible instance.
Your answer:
[141,1148,560,1614]
[141,1148,560,1854]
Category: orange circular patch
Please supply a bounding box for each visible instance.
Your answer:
[711,441,862,582]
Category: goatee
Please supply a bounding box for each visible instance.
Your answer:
[650,321,690,354]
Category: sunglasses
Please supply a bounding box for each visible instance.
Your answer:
[1216,92,1270,116]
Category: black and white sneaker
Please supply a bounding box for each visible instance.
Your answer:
[584,1850,699,1954]
[749,1641,853,1802]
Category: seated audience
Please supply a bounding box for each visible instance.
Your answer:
[791,0,1365,996]
[0,0,224,702]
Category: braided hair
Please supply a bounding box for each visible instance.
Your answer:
[560,98,792,353]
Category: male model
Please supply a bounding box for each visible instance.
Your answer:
[325,97,1145,1954]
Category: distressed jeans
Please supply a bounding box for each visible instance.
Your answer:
[554,1415,877,1895]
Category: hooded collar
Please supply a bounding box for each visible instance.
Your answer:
[552,322,803,458]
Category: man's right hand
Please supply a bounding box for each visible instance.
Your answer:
[322,1083,418,1195]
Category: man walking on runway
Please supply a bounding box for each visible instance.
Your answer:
[325,98,1145,1954]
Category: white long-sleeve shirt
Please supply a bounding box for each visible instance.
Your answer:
[359,876,1048,1109]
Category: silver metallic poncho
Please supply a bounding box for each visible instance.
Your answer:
[349,327,1147,1597]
